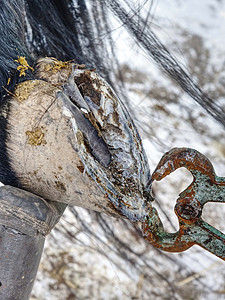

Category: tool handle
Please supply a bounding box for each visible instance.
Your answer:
[0,186,66,300]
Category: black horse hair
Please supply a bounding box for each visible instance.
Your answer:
[0,1,33,185]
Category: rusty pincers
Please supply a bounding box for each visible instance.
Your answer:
[142,148,225,260]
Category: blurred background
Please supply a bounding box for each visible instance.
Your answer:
[31,1,225,299]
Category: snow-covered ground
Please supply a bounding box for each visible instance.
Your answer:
[32,1,225,299]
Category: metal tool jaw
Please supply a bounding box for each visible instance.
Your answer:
[142,147,225,260]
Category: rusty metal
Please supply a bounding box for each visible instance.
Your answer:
[142,147,225,260]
